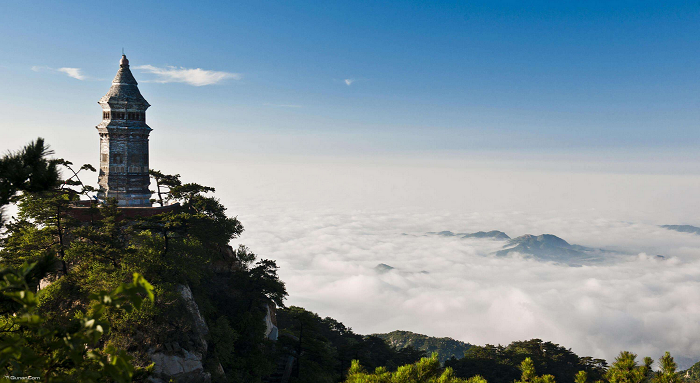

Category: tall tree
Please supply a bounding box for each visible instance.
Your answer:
[606,352,652,383]
[149,170,181,207]
[654,352,680,383]
[0,138,60,226]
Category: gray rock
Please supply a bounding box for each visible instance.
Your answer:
[176,284,209,353]
[149,349,209,382]
[148,285,213,383]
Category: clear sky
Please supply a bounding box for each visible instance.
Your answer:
[1,0,699,161]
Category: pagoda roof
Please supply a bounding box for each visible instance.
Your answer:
[99,55,150,108]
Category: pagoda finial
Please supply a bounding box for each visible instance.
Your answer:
[120,53,129,67]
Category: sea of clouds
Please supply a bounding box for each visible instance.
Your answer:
[165,154,700,368]
[236,206,700,368]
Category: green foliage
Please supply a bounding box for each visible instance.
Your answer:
[276,306,425,383]
[133,179,244,285]
[0,138,61,225]
[149,169,181,207]
[681,360,700,382]
[653,353,680,383]
[373,330,472,364]
[210,316,238,367]
[0,139,96,278]
[344,353,486,383]
[518,357,556,383]
[605,352,652,383]
[444,339,607,383]
[0,262,154,382]
[197,246,286,382]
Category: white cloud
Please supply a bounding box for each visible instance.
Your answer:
[57,67,86,80]
[134,65,241,86]
[344,79,354,86]
[31,66,87,80]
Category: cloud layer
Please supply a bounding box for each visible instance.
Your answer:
[235,205,700,368]
[134,65,240,86]
[160,157,700,368]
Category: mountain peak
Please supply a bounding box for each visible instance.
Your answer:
[508,234,572,248]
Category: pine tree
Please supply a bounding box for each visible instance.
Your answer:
[607,351,651,383]
[654,352,680,383]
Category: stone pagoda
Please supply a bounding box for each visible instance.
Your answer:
[96,55,152,206]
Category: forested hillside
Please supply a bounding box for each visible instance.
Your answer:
[682,361,700,382]
[0,139,286,382]
[373,330,472,363]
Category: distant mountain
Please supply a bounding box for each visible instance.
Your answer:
[428,231,614,264]
[496,234,604,264]
[462,231,510,240]
[428,230,510,240]
[375,263,395,273]
[427,231,463,237]
[374,263,429,275]
[661,225,700,235]
[373,330,472,363]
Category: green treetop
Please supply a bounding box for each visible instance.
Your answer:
[344,353,487,383]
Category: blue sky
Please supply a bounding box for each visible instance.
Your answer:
[1,0,699,159]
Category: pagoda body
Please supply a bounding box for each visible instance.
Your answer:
[96,55,152,206]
